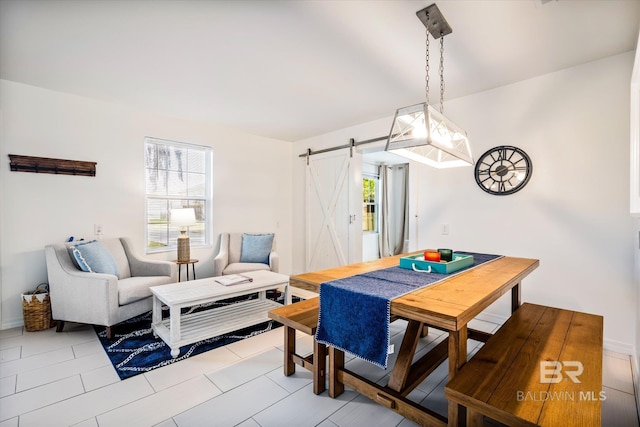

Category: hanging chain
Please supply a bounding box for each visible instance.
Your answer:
[425,24,430,107]
[439,32,445,114]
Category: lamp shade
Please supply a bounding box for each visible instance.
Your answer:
[386,103,473,169]
[171,208,196,228]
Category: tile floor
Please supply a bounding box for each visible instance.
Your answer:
[0,317,638,427]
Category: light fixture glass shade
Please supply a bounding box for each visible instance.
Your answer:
[385,103,473,168]
[170,208,196,229]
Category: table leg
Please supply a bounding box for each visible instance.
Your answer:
[448,326,467,377]
[329,347,345,398]
[284,284,291,305]
[191,262,196,280]
[178,265,182,282]
[151,296,161,337]
[388,320,422,392]
[314,340,327,395]
[170,305,181,358]
[448,326,468,426]
[511,282,521,312]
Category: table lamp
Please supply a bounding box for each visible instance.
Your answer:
[171,208,196,262]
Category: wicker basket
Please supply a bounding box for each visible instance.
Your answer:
[22,283,53,332]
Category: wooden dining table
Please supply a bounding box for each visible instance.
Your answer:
[290,252,540,427]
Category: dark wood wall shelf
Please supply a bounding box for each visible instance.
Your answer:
[8,155,97,177]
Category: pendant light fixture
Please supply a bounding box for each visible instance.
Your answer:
[386,4,473,168]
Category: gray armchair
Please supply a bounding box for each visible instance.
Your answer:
[213,232,279,276]
[44,237,176,339]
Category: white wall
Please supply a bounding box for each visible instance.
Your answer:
[292,52,636,353]
[631,32,640,408]
[636,217,640,409]
[0,80,293,329]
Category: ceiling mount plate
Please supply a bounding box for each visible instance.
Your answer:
[416,4,452,39]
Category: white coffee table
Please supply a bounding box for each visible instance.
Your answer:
[150,270,290,358]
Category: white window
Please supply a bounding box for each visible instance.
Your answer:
[144,137,212,253]
[362,174,379,233]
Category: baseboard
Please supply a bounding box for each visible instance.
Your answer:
[1,318,24,330]
[633,350,640,419]
[603,338,635,355]
[475,312,634,356]
[474,311,508,326]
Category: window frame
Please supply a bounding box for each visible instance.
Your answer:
[144,136,213,254]
[362,172,379,233]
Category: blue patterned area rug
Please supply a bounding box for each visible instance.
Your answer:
[95,293,294,380]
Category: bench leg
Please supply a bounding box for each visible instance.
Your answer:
[466,408,484,427]
[284,326,296,376]
[421,324,429,337]
[313,341,326,394]
[282,323,325,394]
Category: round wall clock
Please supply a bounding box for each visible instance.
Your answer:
[474,146,532,195]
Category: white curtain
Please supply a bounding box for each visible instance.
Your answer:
[378,164,410,257]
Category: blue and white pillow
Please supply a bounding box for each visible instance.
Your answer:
[71,240,120,276]
[240,233,274,264]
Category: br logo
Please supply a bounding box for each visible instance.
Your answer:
[539,361,584,384]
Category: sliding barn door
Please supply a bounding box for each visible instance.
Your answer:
[305,149,361,271]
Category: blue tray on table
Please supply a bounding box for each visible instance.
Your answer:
[399,253,474,274]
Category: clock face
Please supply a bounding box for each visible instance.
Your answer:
[474,146,532,195]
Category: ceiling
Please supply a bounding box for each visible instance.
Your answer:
[1,0,639,142]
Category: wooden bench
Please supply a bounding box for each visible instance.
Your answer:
[268,297,326,394]
[445,303,603,427]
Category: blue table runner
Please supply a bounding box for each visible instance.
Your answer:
[315,252,501,369]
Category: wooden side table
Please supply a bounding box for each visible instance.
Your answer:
[173,259,198,282]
